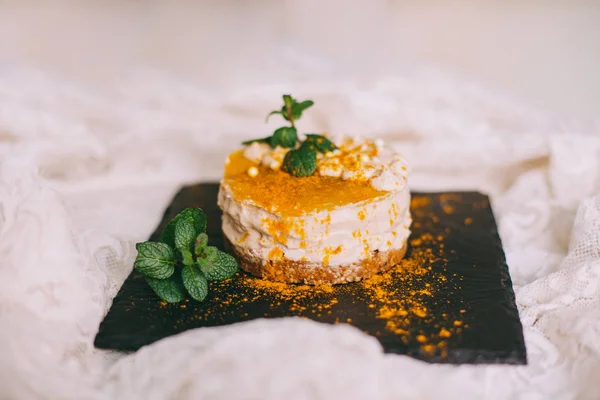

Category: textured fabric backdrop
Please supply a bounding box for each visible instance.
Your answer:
[0,67,599,399]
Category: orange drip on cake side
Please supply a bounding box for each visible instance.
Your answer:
[223,150,388,217]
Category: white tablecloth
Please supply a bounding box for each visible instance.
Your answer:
[0,68,599,399]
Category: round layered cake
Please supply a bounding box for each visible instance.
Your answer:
[218,136,412,285]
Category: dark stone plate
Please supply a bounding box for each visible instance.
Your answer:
[94,183,526,365]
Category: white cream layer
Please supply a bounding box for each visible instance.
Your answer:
[218,183,412,266]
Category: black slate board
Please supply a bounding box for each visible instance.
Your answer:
[94,183,526,365]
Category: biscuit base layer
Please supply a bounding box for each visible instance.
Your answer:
[225,240,408,285]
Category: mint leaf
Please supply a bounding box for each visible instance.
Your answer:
[271,127,298,148]
[242,136,271,145]
[282,94,294,109]
[199,245,219,264]
[305,134,337,153]
[279,95,295,122]
[202,251,239,281]
[160,208,207,248]
[182,265,209,302]
[194,233,209,255]
[282,143,317,177]
[290,100,314,120]
[279,106,292,122]
[181,249,194,266]
[174,219,195,253]
[134,242,176,279]
[146,275,185,303]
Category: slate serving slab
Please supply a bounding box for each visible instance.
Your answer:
[94,183,526,365]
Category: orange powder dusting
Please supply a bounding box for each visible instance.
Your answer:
[294,221,306,239]
[358,209,367,221]
[235,277,337,313]
[442,205,455,215]
[322,245,343,266]
[421,344,436,355]
[261,217,306,245]
[363,245,371,258]
[262,218,290,244]
[321,213,332,235]
[410,238,423,247]
[360,233,464,356]
[410,196,431,209]
[203,223,464,360]
[439,193,463,202]
[412,306,428,318]
[237,232,250,244]
[267,247,285,260]
[390,203,399,218]
[224,150,387,216]
[439,328,451,338]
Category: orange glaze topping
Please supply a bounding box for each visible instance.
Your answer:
[223,150,387,217]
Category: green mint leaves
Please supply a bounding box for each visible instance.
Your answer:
[271,127,298,148]
[174,220,195,252]
[201,251,239,281]
[281,133,338,177]
[282,142,318,177]
[241,94,339,178]
[145,276,185,303]
[304,134,337,153]
[194,233,208,254]
[160,208,206,249]
[182,265,209,302]
[134,207,239,304]
[243,94,313,149]
[134,242,175,279]
[267,95,314,127]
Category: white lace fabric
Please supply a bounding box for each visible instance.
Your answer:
[0,68,599,400]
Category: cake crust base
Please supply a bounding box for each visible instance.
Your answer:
[226,240,408,285]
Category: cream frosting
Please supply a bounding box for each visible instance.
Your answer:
[242,136,409,192]
[219,136,412,267]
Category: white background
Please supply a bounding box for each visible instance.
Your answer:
[0,0,599,119]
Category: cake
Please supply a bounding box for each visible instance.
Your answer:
[217,96,411,285]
